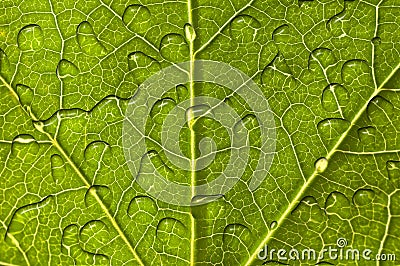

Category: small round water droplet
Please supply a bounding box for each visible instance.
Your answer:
[272,24,289,43]
[17,24,43,51]
[230,15,260,43]
[127,51,160,84]
[325,191,351,219]
[371,37,381,46]
[367,96,394,126]
[150,98,176,125]
[353,189,375,206]
[76,21,107,56]
[317,118,349,144]
[160,33,189,62]
[85,185,112,208]
[122,4,151,34]
[84,141,112,166]
[127,195,158,217]
[184,23,196,42]
[270,221,277,229]
[16,84,33,107]
[156,218,186,243]
[80,220,110,251]
[315,157,328,173]
[57,59,79,78]
[175,84,188,101]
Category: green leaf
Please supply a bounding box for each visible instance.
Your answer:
[0,0,399,265]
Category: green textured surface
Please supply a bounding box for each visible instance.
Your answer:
[0,0,400,265]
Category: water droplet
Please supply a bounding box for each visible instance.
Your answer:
[175,84,188,101]
[371,37,381,46]
[270,221,277,229]
[127,195,158,218]
[16,84,33,107]
[223,224,252,246]
[184,23,196,42]
[127,51,160,84]
[321,83,348,113]
[272,24,290,44]
[122,4,151,34]
[309,48,336,70]
[51,154,65,184]
[17,24,43,51]
[186,104,212,127]
[191,194,224,205]
[292,196,326,227]
[85,185,112,208]
[327,9,350,38]
[156,218,186,243]
[341,59,371,85]
[150,97,176,125]
[317,118,349,145]
[353,189,375,206]
[80,220,110,251]
[315,157,328,173]
[387,160,400,182]
[367,96,394,126]
[160,33,189,62]
[11,134,39,156]
[84,141,112,166]
[261,53,297,90]
[61,224,80,255]
[357,126,376,148]
[76,21,107,56]
[230,15,260,43]
[325,191,351,219]
[57,59,79,79]
[7,196,54,243]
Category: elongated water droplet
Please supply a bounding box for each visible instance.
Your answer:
[76,21,107,56]
[122,4,151,34]
[127,51,160,84]
[353,189,375,206]
[57,59,79,78]
[150,97,176,125]
[160,33,189,62]
[17,24,43,51]
[191,194,223,205]
[315,157,328,173]
[230,15,260,43]
[184,23,196,42]
[270,221,277,229]
[51,154,65,184]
